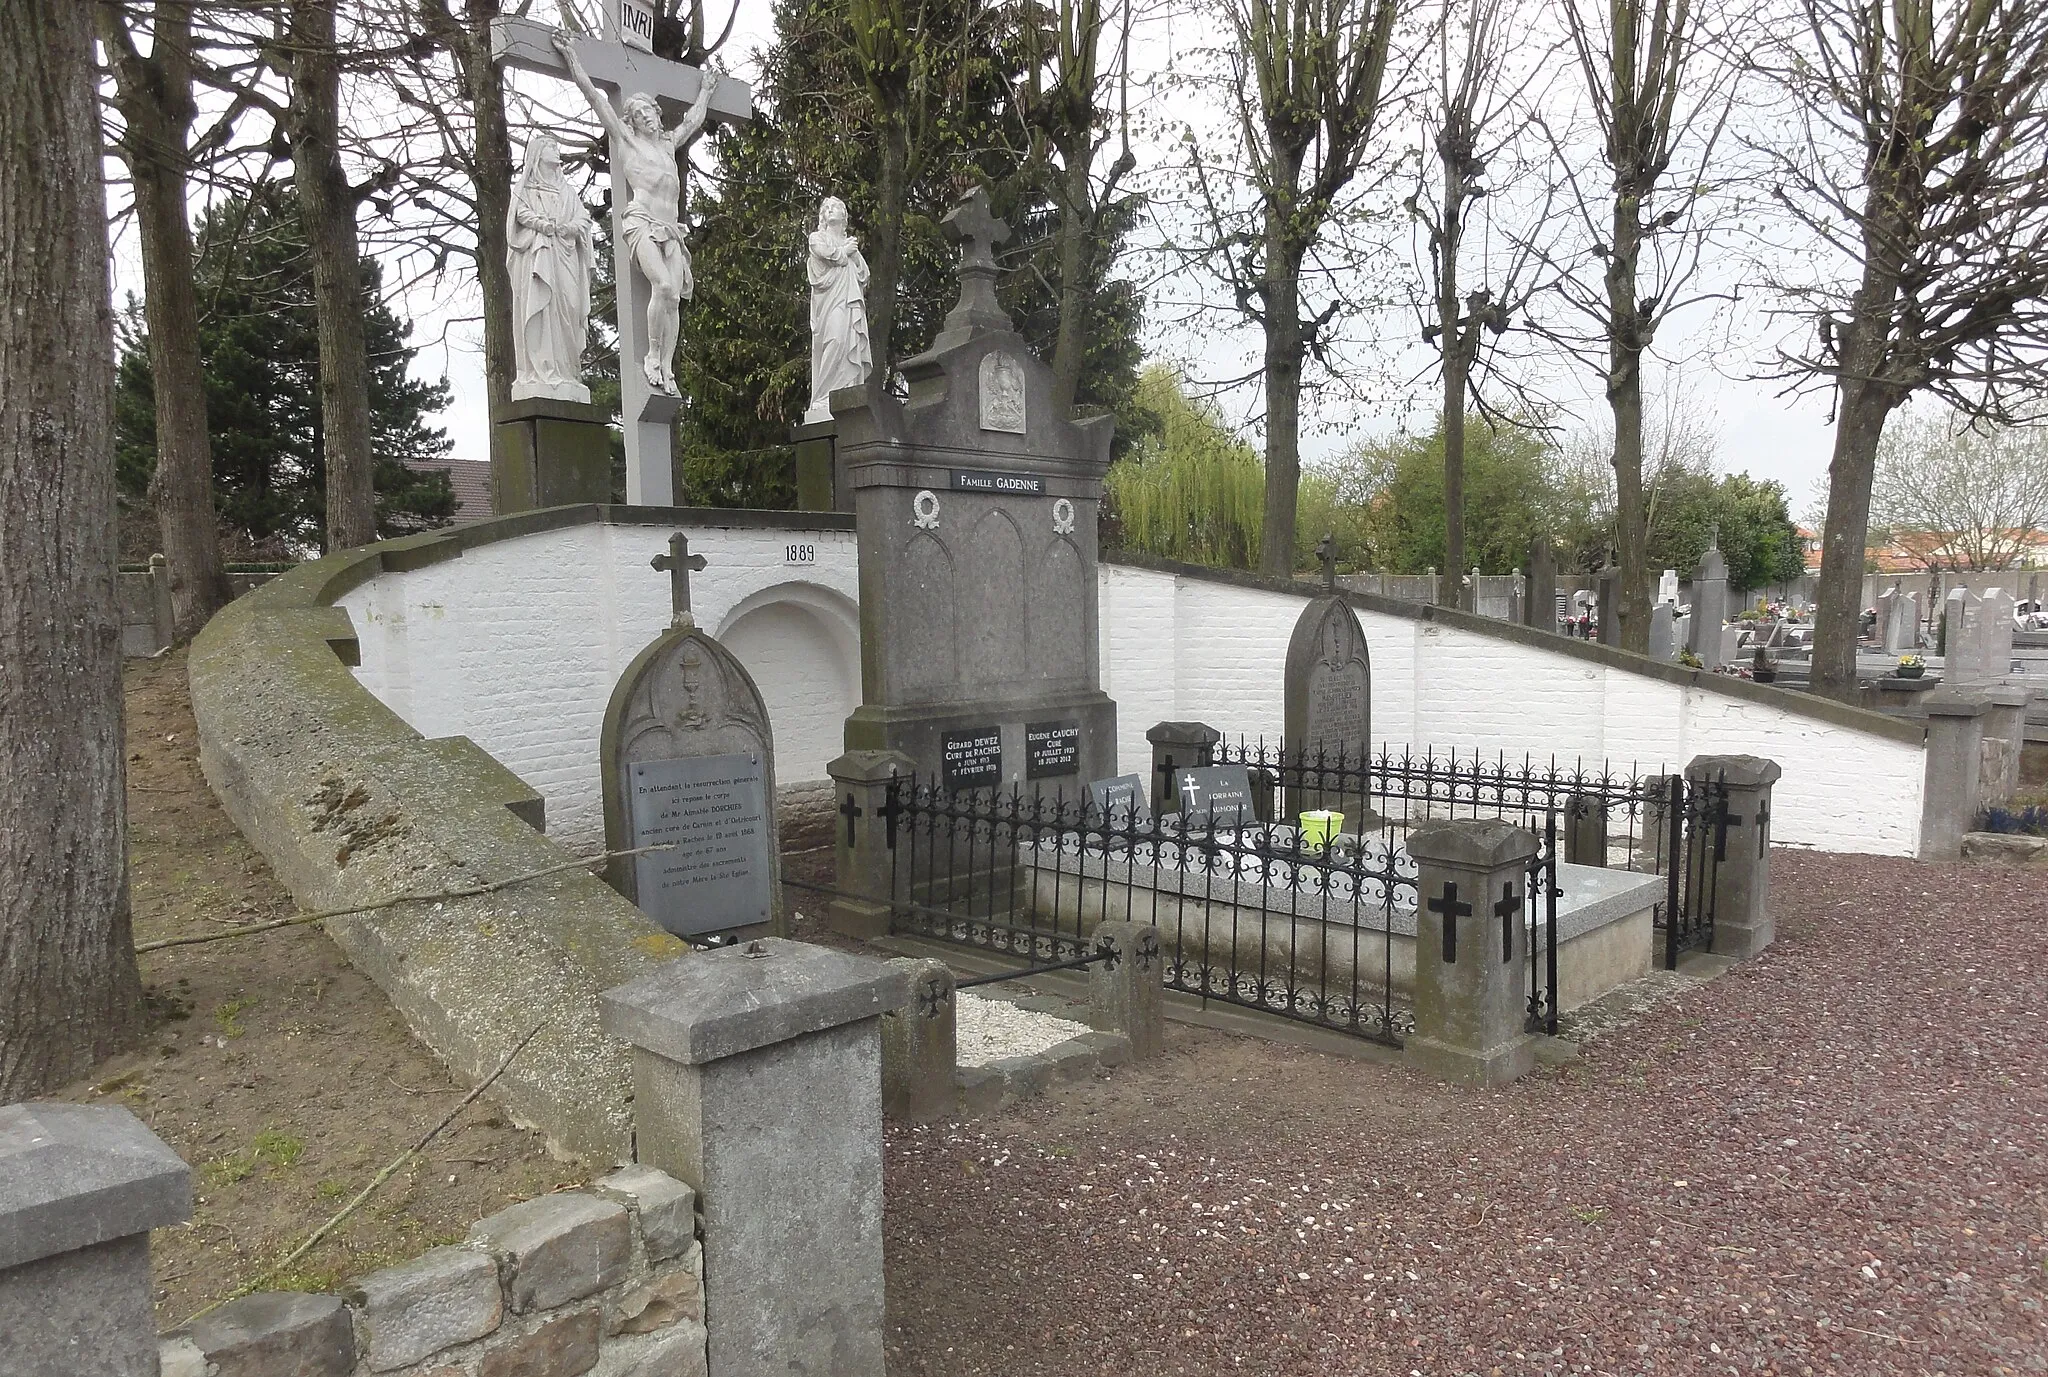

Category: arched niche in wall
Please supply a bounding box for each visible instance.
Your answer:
[714,581,863,784]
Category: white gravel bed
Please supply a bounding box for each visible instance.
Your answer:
[953,992,1092,1068]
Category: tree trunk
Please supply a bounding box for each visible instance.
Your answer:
[1811,381,1893,697]
[452,8,516,414]
[0,0,145,1098]
[289,0,377,551]
[1606,187,1650,653]
[103,1,233,640]
[1440,167,1467,606]
[866,119,910,388]
[1259,244,1304,579]
[1049,142,1092,415]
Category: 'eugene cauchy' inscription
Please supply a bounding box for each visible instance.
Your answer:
[628,753,771,932]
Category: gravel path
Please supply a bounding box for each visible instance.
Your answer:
[884,849,2048,1375]
[955,992,1094,1067]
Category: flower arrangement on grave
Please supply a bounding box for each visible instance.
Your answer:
[1677,649,1705,669]
[1895,653,1926,679]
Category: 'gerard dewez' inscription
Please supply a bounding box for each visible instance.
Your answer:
[628,753,771,935]
[943,727,1003,790]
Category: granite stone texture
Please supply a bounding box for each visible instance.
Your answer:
[352,1244,504,1371]
[1407,822,1540,1086]
[0,1102,192,1270]
[611,1321,711,1377]
[594,1167,696,1263]
[185,1291,354,1377]
[611,1262,704,1334]
[470,1193,631,1313]
[0,1234,160,1377]
[476,1308,601,1377]
[1088,922,1164,1059]
[882,957,958,1123]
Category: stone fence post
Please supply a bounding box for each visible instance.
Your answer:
[1919,693,1989,860]
[1564,793,1608,868]
[881,956,957,1123]
[1147,721,1219,821]
[1088,921,1165,1058]
[1982,687,2029,810]
[1684,754,1781,959]
[0,1102,192,1377]
[601,940,911,1377]
[825,749,915,938]
[1405,821,1540,1085]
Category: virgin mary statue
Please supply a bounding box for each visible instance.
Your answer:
[507,134,594,403]
[806,197,871,423]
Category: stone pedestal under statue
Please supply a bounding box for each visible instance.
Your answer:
[793,417,843,513]
[491,396,613,513]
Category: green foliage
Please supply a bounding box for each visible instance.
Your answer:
[1646,469,1805,591]
[1349,419,1553,574]
[114,184,453,553]
[671,0,1145,507]
[1105,368,1266,567]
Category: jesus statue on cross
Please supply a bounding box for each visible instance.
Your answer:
[551,31,715,396]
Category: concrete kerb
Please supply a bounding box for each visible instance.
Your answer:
[186,506,852,1162]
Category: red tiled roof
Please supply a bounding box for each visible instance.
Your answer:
[403,458,495,526]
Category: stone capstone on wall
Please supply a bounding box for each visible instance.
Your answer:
[161,1170,705,1377]
[186,511,712,1162]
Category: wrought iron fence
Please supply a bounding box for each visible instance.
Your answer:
[878,741,1728,1047]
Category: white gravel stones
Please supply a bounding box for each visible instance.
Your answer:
[954,993,1092,1067]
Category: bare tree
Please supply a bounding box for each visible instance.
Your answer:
[1016,0,1139,414]
[1409,0,1545,601]
[1760,0,2048,697]
[98,0,236,639]
[2,0,145,1097]
[1187,0,1409,578]
[1551,0,1736,651]
[1871,414,2048,571]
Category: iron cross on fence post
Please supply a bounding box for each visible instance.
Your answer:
[1494,882,1520,963]
[1428,881,1472,964]
[651,531,706,626]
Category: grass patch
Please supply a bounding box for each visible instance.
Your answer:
[251,1128,306,1170]
[214,995,260,1038]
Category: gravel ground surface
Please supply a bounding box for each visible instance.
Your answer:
[884,848,2048,1376]
[955,993,1095,1067]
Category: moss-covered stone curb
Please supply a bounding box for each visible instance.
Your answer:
[185,514,767,1162]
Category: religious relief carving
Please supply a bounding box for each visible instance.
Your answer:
[978,352,1026,433]
[507,134,595,403]
[552,32,715,396]
[806,196,871,423]
[617,628,770,766]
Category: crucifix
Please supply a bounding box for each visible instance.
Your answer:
[939,187,1012,336]
[1316,533,1338,593]
[493,0,753,506]
[1427,881,1472,964]
[650,531,706,626]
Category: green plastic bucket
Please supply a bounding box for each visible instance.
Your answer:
[1298,810,1343,851]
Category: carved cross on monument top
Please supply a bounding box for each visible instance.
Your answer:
[939,187,1013,336]
[1316,534,1338,593]
[651,531,708,626]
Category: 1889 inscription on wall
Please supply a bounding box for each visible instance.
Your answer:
[628,752,771,934]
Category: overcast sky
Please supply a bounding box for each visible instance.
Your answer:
[111,0,1845,514]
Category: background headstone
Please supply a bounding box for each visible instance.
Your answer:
[1980,587,2017,679]
[1688,545,1729,660]
[1282,592,1371,818]
[1943,587,1984,685]
[1658,569,1679,605]
[1648,602,1677,661]
[601,613,782,938]
[1596,568,1619,646]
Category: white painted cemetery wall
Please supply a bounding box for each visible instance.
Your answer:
[338,521,1927,859]
[1099,564,1927,856]
[338,521,861,853]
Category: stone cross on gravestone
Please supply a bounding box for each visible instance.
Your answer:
[493,0,752,506]
[938,188,1012,334]
[1428,881,1471,964]
[1316,533,1338,593]
[650,531,707,626]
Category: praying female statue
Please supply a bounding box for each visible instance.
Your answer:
[506,133,595,403]
[805,197,872,423]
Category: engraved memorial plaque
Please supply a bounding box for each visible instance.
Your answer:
[627,753,772,935]
[1172,765,1255,830]
[1089,774,1150,828]
[943,726,1003,790]
[1026,720,1080,779]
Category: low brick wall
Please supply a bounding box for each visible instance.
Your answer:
[160,1167,705,1377]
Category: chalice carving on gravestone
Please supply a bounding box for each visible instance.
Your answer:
[552,31,715,396]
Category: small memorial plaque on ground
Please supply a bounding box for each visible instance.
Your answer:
[1173,765,1255,830]
[628,753,771,933]
[1026,720,1080,779]
[1089,774,1150,828]
[943,726,1003,790]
